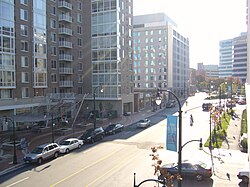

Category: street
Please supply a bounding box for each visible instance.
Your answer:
[0,93,248,187]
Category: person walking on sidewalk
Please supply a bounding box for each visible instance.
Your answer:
[190,114,194,126]
[20,138,28,155]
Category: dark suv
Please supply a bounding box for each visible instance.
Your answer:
[81,127,104,143]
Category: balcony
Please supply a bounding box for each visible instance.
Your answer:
[59,67,73,74]
[59,14,72,23]
[59,27,72,36]
[59,81,73,87]
[58,1,72,10]
[59,54,73,61]
[59,41,72,48]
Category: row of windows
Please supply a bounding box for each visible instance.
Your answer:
[133,37,167,44]
[134,67,167,74]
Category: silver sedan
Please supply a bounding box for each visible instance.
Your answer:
[59,138,83,154]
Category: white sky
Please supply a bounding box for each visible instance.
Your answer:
[133,0,247,69]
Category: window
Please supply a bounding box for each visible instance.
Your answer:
[51,60,57,69]
[21,72,29,83]
[78,63,83,70]
[77,2,82,10]
[20,9,28,21]
[150,30,154,35]
[20,25,28,36]
[22,87,29,98]
[50,19,56,29]
[51,74,57,82]
[77,38,82,46]
[21,56,29,67]
[77,13,82,23]
[51,33,57,42]
[51,46,56,55]
[77,26,82,34]
[21,41,28,51]
[78,87,83,94]
[78,51,83,59]
[78,75,83,83]
[51,6,56,15]
[21,0,28,5]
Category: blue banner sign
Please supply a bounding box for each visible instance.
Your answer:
[166,115,178,152]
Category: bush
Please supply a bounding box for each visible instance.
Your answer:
[241,139,248,153]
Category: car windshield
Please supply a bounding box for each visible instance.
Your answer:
[60,141,71,145]
[31,147,43,154]
[84,129,94,136]
[106,124,115,130]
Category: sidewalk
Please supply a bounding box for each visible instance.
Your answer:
[0,104,164,176]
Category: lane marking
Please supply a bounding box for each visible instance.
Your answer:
[86,151,138,186]
[50,149,121,187]
[6,177,29,187]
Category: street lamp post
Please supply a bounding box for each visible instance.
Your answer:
[156,89,182,187]
[5,117,17,164]
[93,85,103,129]
[209,81,213,150]
[51,113,55,143]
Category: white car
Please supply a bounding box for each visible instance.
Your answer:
[137,119,151,128]
[237,165,249,184]
[59,138,83,154]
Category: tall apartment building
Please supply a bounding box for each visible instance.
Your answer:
[197,63,219,79]
[233,32,247,83]
[0,0,133,130]
[133,13,190,99]
[219,39,233,78]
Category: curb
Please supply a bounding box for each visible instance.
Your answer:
[0,162,26,177]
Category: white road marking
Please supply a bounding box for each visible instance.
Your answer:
[6,177,29,187]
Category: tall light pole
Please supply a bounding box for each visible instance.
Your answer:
[209,81,213,150]
[156,89,182,187]
[5,117,17,164]
[51,113,55,143]
[93,85,103,129]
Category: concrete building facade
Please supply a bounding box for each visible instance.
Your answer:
[0,0,134,130]
[133,13,190,104]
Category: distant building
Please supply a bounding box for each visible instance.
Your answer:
[133,13,190,99]
[233,32,247,83]
[197,63,219,79]
[219,33,247,83]
[219,39,233,78]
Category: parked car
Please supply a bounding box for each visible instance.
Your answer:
[104,123,124,135]
[80,127,105,143]
[202,103,212,111]
[166,100,176,108]
[123,112,131,116]
[237,165,249,184]
[238,98,246,105]
[136,119,151,128]
[23,143,60,165]
[226,100,236,107]
[59,138,83,154]
[159,160,212,181]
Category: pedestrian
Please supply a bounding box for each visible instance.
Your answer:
[20,138,28,155]
[190,114,194,126]
[186,101,188,106]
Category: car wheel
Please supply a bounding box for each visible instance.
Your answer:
[101,135,104,139]
[78,144,82,149]
[112,131,115,135]
[37,158,43,165]
[54,152,59,158]
[242,176,249,183]
[195,174,203,181]
[65,149,70,154]
[91,138,95,144]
